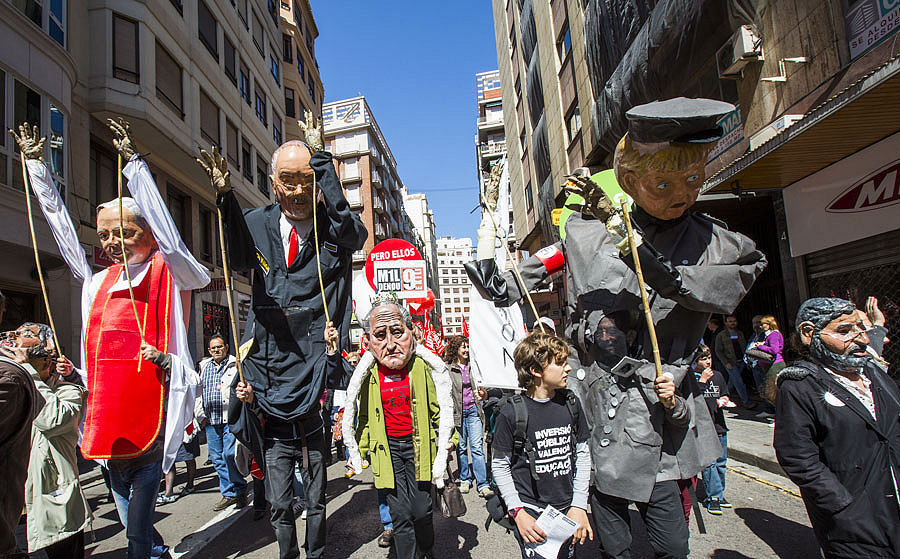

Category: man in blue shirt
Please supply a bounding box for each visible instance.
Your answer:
[199,334,246,510]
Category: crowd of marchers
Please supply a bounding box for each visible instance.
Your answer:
[0,99,898,559]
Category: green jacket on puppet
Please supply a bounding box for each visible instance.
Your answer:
[357,355,458,489]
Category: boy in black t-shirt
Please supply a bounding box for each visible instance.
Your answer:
[692,344,734,515]
[491,333,592,558]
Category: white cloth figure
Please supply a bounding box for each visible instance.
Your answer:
[26,155,210,472]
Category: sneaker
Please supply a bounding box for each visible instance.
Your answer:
[234,492,248,509]
[212,496,238,511]
[377,528,394,548]
[458,481,471,494]
[719,498,733,508]
[478,486,495,498]
[755,411,774,419]
[156,493,177,506]
[706,498,723,515]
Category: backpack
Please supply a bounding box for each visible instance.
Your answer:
[483,389,581,530]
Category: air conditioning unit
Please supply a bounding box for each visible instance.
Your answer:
[717,25,763,79]
[749,114,804,150]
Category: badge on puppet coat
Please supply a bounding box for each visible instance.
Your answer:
[823,391,846,407]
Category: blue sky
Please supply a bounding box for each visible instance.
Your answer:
[314,0,498,241]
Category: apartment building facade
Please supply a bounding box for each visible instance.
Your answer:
[402,191,440,306]
[279,0,323,141]
[322,96,418,276]
[436,236,472,337]
[0,0,292,357]
[491,0,900,362]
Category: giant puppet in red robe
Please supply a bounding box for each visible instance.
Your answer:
[16,120,210,471]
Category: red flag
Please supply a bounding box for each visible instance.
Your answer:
[461,315,469,338]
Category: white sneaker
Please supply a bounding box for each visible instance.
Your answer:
[459,481,471,494]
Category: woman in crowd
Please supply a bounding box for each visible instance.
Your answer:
[444,335,492,497]
[753,315,785,403]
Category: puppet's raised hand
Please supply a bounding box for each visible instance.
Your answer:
[196,147,231,194]
[564,174,616,221]
[9,123,45,160]
[299,110,324,152]
[108,118,136,160]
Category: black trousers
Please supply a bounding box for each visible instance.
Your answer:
[263,428,327,559]
[590,481,689,559]
[42,530,85,559]
[252,476,266,511]
[386,435,434,559]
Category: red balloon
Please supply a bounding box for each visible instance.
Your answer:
[408,289,435,314]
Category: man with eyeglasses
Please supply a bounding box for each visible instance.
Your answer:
[198,112,366,559]
[13,120,209,559]
[774,297,898,558]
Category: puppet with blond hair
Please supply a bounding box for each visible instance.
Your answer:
[466,98,767,558]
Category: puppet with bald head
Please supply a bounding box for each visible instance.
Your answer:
[199,112,366,559]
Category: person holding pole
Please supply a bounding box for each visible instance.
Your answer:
[465,98,767,559]
[197,111,366,559]
[12,120,209,559]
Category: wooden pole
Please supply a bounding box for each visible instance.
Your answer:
[215,207,245,384]
[116,153,144,340]
[19,153,62,354]
[311,174,335,353]
[620,200,667,389]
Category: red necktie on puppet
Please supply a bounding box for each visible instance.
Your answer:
[287,226,299,267]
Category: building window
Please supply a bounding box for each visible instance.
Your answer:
[169,0,184,15]
[198,1,218,60]
[236,0,248,27]
[525,180,533,212]
[199,206,215,264]
[166,185,192,250]
[48,104,65,185]
[273,116,282,145]
[112,14,139,83]
[267,0,278,24]
[226,119,239,168]
[239,64,251,106]
[241,137,253,181]
[269,49,280,84]
[307,79,315,102]
[284,88,295,118]
[224,37,237,85]
[155,41,183,117]
[11,0,66,47]
[296,52,304,81]
[89,143,117,224]
[254,86,267,125]
[252,12,264,57]
[199,88,220,146]
[256,154,268,196]
[9,80,43,192]
[556,24,571,63]
[566,104,582,143]
[305,29,313,53]
[282,34,293,63]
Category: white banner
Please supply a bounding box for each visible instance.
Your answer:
[469,292,525,389]
[469,158,525,389]
[783,131,900,256]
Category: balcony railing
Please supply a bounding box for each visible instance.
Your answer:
[479,142,507,156]
[352,249,366,262]
[373,196,385,213]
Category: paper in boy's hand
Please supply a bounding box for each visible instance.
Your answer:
[524,505,579,559]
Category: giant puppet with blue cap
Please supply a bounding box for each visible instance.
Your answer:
[466,97,768,558]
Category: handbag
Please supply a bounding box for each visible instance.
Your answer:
[745,347,776,363]
[437,480,467,518]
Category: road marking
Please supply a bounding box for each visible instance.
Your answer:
[727,465,802,500]
[171,504,250,558]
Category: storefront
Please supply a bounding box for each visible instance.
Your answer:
[783,132,900,366]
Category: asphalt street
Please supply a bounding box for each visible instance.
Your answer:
[74,447,820,559]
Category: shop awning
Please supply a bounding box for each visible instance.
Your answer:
[703,54,900,194]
